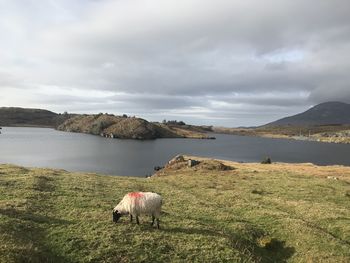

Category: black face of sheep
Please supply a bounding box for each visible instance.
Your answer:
[113,210,122,223]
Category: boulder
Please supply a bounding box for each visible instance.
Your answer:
[168,155,185,164]
[188,159,200,167]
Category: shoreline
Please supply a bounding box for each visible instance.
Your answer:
[2,154,350,178]
[0,125,215,140]
[213,127,350,144]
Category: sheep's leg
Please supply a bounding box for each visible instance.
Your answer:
[136,216,140,225]
[156,218,160,229]
[130,214,133,223]
[151,215,155,226]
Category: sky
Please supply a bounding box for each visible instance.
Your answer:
[0,0,350,127]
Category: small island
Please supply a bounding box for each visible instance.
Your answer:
[0,107,214,140]
[57,113,214,140]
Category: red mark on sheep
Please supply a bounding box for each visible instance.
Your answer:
[128,192,144,198]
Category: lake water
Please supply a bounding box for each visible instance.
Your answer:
[1,127,350,176]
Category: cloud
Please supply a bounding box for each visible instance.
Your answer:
[1,0,350,126]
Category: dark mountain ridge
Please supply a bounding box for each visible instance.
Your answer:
[266,102,350,126]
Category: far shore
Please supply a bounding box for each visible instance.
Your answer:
[213,125,350,144]
[2,124,350,144]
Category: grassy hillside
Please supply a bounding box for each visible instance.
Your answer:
[266,102,350,126]
[0,157,349,262]
[0,107,73,127]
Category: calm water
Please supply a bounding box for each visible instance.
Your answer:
[1,127,350,176]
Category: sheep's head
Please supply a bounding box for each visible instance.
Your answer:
[112,210,122,223]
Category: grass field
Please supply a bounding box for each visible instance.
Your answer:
[0,156,349,262]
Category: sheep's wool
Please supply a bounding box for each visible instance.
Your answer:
[114,192,162,217]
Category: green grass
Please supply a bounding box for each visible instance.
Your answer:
[0,159,349,262]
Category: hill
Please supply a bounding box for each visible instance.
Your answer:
[57,114,211,140]
[0,156,349,262]
[0,107,72,127]
[0,108,212,139]
[266,102,350,126]
[213,102,350,143]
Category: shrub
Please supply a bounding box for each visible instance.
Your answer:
[261,157,272,164]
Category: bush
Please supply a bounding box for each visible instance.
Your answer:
[261,157,272,164]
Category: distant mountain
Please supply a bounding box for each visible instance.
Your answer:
[0,107,72,127]
[266,102,350,126]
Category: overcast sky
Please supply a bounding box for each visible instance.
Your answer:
[1,0,350,126]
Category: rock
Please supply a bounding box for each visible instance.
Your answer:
[154,166,164,171]
[168,155,185,164]
[188,159,200,167]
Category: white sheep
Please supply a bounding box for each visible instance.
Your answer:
[112,192,163,229]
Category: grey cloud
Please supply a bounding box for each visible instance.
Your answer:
[1,0,350,126]
[310,86,350,104]
[0,73,18,86]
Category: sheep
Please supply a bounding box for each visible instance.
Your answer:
[112,192,163,229]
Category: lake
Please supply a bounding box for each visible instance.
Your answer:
[1,127,350,176]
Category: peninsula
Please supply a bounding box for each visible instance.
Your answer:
[0,107,213,140]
